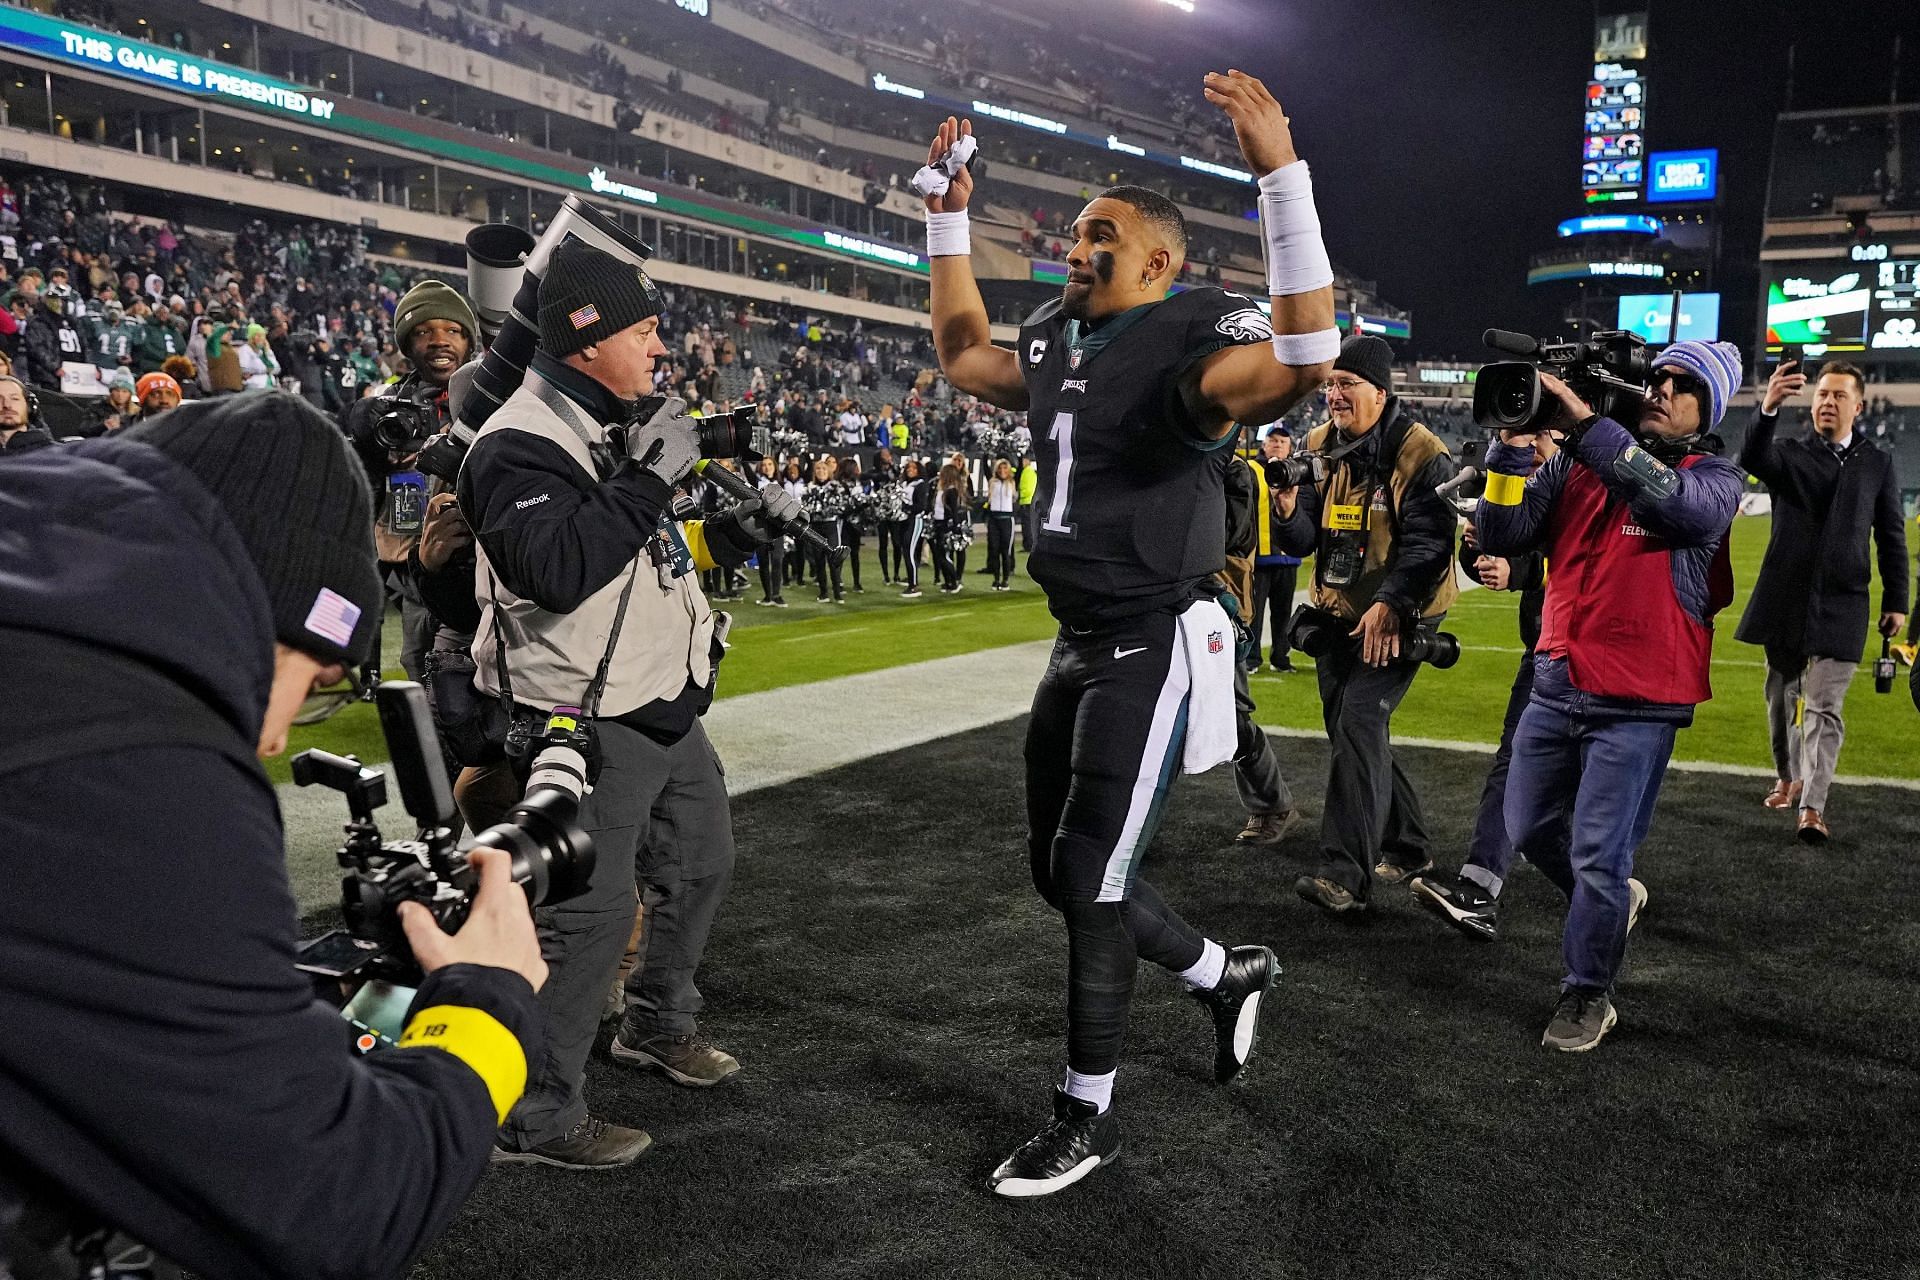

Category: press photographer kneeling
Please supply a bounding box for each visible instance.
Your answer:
[0,392,547,1280]
[458,238,799,1168]
[1273,334,1460,914]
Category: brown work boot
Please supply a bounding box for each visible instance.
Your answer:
[611,1027,743,1087]
[1763,779,1802,810]
[1235,810,1299,847]
[490,1115,652,1170]
[1797,808,1830,845]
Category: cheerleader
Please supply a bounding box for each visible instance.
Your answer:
[753,456,788,607]
[802,455,849,603]
[985,458,1019,591]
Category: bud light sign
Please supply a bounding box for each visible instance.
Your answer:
[1646,149,1718,204]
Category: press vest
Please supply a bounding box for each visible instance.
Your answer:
[1535,455,1733,706]
[468,373,714,717]
[1302,418,1460,622]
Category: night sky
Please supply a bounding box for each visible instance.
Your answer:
[1098,0,1920,361]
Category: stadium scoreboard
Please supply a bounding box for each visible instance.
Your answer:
[1583,11,1649,204]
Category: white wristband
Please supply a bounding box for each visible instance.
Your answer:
[1258,159,1334,297]
[926,210,971,257]
[1271,328,1342,366]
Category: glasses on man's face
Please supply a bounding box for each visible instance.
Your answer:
[1652,370,1703,401]
[1322,378,1370,398]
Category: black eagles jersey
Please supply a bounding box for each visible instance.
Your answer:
[1019,286,1274,627]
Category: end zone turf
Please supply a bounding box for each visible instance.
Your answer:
[411,719,1920,1280]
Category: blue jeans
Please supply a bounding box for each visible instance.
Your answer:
[1503,698,1675,995]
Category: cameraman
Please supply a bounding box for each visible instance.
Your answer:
[0,392,547,1280]
[459,239,797,1169]
[1473,339,1744,1052]
[345,279,478,680]
[1274,334,1459,913]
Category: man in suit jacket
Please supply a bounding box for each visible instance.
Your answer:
[1736,358,1908,844]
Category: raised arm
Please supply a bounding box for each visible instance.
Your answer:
[921,117,1028,413]
[1180,71,1337,437]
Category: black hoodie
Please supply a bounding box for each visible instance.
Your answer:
[0,437,542,1280]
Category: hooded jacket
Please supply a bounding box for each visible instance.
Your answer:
[0,438,542,1280]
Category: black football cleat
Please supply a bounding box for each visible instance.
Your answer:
[1191,945,1279,1084]
[989,1088,1122,1198]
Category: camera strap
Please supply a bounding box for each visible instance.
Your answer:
[483,558,639,721]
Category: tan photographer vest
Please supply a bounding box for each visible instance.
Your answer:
[1302,417,1459,623]
[468,372,714,717]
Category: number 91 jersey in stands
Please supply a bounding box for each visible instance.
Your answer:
[1019,286,1274,628]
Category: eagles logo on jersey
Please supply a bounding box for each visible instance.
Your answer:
[1017,286,1275,627]
[1215,305,1274,343]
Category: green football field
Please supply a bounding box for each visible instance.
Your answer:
[275,514,1918,785]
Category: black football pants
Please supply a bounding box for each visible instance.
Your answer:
[1025,611,1206,1077]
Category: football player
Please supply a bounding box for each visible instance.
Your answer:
[919,69,1339,1196]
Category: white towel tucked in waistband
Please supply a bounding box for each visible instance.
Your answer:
[1177,597,1237,775]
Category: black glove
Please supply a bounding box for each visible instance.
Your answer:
[702,497,786,564]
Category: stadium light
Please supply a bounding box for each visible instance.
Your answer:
[1157,0,1196,11]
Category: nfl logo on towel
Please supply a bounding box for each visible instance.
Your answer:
[568,302,601,330]
[1207,630,1224,654]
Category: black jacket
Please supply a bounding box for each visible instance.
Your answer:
[1460,535,1546,651]
[0,438,543,1280]
[1735,408,1909,663]
[1274,400,1458,623]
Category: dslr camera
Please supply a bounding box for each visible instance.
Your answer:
[1261,451,1330,491]
[294,682,595,993]
[627,397,772,461]
[369,384,445,454]
[1287,603,1461,669]
[1473,328,1651,432]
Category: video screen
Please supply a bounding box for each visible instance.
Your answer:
[1763,263,1870,353]
[1582,158,1643,192]
[1616,292,1721,343]
[1868,259,1920,355]
[1584,132,1643,162]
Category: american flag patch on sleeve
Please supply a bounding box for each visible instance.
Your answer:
[568,303,601,330]
[304,587,362,647]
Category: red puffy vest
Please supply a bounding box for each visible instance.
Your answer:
[1535,455,1735,706]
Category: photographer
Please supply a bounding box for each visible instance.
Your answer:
[459,239,796,1168]
[1274,334,1459,913]
[1410,432,1596,941]
[345,278,478,680]
[0,392,547,1279]
[1473,339,1744,1052]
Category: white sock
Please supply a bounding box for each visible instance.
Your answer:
[1062,1068,1115,1114]
[1178,938,1227,991]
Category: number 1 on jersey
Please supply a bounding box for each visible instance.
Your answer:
[1041,410,1075,536]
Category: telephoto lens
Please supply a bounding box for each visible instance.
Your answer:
[1401,628,1462,669]
[692,402,771,460]
[469,707,597,908]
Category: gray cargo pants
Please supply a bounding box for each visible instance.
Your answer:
[500,717,736,1150]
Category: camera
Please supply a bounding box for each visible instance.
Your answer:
[1874,637,1897,695]
[1288,603,1460,668]
[370,390,443,454]
[294,682,596,988]
[1473,327,1652,432]
[1261,451,1329,491]
[629,399,772,461]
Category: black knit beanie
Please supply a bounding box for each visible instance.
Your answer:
[127,390,382,666]
[1333,334,1395,394]
[537,238,662,358]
